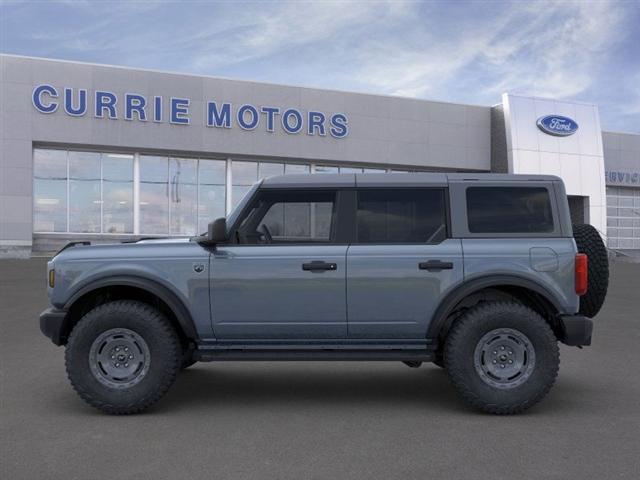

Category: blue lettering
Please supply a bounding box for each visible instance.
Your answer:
[63,88,87,116]
[32,84,58,113]
[125,94,147,121]
[330,113,348,138]
[307,111,326,136]
[282,108,303,134]
[95,91,117,119]
[237,104,259,130]
[260,106,280,132]
[170,98,190,124]
[207,102,232,128]
[154,96,162,122]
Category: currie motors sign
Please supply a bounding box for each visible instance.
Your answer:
[31,84,349,139]
[536,115,579,137]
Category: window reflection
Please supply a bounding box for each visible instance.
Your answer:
[231,161,257,209]
[69,151,101,233]
[198,159,226,232]
[34,149,67,232]
[103,154,133,233]
[140,156,169,234]
[169,158,197,235]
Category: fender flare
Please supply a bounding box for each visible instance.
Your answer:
[64,275,198,339]
[426,274,564,340]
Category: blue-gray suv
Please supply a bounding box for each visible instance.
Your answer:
[39,173,609,414]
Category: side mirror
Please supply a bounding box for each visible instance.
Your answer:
[207,217,228,244]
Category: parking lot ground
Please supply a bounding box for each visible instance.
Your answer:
[1,258,639,480]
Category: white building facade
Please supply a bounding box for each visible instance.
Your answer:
[1,55,638,256]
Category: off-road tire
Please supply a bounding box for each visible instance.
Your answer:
[573,223,609,318]
[65,300,182,414]
[181,348,197,370]
[444,301,559,414]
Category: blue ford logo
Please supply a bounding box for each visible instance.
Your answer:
[536,115,579,137]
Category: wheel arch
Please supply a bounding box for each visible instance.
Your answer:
[427,274,563,343]
[61,276,198,345]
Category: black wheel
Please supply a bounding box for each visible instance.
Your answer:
[65,300,182,414]
[573,223,609,317]
[444,301,559,414]
[432,353,444,368]
[181,347,197,370]
[403,361,422,368]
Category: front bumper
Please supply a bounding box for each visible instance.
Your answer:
[39,307,68,346]
[557,315,593,346]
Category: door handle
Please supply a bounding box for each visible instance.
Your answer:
[419,260,454,271]
[302,261,337,272]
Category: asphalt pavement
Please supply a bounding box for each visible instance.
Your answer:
[1,257,639,480]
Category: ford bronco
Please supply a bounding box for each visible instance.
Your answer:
[40,173,609,414]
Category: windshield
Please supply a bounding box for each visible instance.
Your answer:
[225,181,262,231]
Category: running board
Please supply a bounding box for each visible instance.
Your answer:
[194,340,436,362]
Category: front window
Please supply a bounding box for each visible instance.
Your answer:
[236,190,336,244]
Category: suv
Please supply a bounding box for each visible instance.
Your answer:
[40,173,609,415]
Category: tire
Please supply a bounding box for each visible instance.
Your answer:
[573,223,609,318]
[403,361,422,368]
[444,301,559,414]
[65,300,182,415]
[181,348,197,370]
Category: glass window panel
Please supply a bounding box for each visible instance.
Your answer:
[68,151,101,233]
[232,185,252,210]
[238,190,335,244]
[314,165,339,173]
[466,187,554,234]
[169,158,198,235]
[362,168,387,173]
[198,159,226,232]
[339,167,363,173]
[285,163,310,174]
[357,189,447,243]
[102,154,133,234]
[140,155,169,234]
[258,162,284,179]
[33,149,67,232]
[232,161,258,185]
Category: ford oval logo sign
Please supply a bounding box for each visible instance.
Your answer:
[536,115,579,137]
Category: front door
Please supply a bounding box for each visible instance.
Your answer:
[346,187,464,338]
[210,189,347,339]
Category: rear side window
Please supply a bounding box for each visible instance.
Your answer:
[466,187,554,233]
[356,188,447,243]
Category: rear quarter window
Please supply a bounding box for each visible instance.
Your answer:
[466,187,554,233]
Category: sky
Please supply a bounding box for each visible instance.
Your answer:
[1,0,639,132]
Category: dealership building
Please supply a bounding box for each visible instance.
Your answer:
[1,54,639,257]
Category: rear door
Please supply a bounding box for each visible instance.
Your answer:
[346,187,464,338]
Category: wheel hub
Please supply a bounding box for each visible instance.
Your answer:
[473,328,536,389]
[89,328,150,389]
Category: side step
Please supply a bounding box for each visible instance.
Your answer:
[194,340,436,362]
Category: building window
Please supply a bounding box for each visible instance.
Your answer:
[198,159,226,231]
[33,149,67,232]
[169,157,197,235]
[102,154,133,234]
[231,161,258,210]
[33,148,410,237]
[139,155,169,234]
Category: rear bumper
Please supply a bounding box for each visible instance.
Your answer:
[558,315,593,346]
[39,307,68,346]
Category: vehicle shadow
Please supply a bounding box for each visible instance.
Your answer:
[157,363,469,413]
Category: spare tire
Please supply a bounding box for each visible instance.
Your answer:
[573,224,609,317]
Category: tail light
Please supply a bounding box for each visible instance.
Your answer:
[575,253,588,296]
